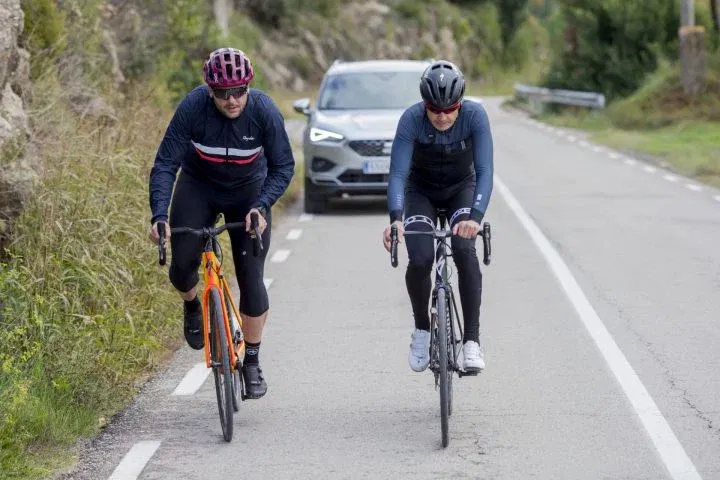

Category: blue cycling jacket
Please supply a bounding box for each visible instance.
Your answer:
[149,86,295,224]
[387,100,494,223]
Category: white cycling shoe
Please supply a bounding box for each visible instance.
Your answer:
[462,340,485,372]
[408,328,431,372]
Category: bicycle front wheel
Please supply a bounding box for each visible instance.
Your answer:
[437,287,450,448]
[209,288,234,442]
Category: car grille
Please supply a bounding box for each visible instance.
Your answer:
[338,169,389,184]
[348,140,392,157]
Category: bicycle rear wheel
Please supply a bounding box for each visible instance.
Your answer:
[209,288,234,442]
[225,293,242,413]
[437,287,450,448]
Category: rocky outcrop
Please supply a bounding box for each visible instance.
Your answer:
[255,1,471,91]
[0,0,32,244]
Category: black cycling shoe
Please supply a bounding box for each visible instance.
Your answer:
[242,364,267,399]
[183,304,204,350]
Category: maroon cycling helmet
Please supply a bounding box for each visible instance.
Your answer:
[203,48,254,88]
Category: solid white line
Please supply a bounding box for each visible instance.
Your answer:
[643,165,657,173]
[286,229,303,240]
[686,184,703,192]
[108,441,162,480]
[171,363,210,396]
[271,249,291,263]
[298,214,314,222]
[263,278,274,289]
[494,174,702,480]
[663,174,679,183]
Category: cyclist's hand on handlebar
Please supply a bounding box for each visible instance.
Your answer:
[150,221,170,245]
[452,220,481,239]
[245,208,267,237]
[383,221,404,252]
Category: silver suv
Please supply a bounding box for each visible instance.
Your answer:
[293,59,432,213]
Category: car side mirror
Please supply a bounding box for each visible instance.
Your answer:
[293,98,311,115]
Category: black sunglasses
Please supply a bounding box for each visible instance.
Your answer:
[212,85,248,100]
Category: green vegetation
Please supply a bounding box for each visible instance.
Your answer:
[533,59,720,188]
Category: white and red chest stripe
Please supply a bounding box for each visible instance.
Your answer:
[191,140,263,164]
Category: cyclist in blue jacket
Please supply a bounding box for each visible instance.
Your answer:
[382,60,494,374]
[148,48,295,399]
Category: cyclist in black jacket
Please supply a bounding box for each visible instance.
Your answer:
[383,60,494,374]
[148,48,295,399]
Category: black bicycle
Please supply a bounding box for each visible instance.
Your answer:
[390,208,491,448]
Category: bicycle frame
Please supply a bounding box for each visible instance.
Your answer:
[200,243,243,370]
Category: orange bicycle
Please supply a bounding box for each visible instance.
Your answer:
[157,212,263,442]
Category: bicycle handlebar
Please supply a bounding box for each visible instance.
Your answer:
[157,212,263,266]
[390,222,492,268]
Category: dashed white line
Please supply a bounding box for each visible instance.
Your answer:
[171,363,210,396]
[494,174,702,480]
[643,165,657,173]
[263,278,274,289]
[714,195,720,202]
[579,140,590,148]
[108,441,162,480]
[593,146,604,153]
[298,213,314,222]
[271,249,291,263]
[686,184,703,192]
[286,229,303,240]
[663,174,679,183]
[568,135,577,142]
[623,157,637,166]
[609,153,620,159]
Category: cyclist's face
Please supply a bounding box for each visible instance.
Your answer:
[210,86,249,119]
[426,107,460,131]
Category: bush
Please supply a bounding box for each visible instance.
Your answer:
[544,0,680,101]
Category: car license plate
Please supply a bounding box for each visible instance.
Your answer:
[363,160,390,174]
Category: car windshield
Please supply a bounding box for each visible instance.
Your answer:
[317,71,423,110]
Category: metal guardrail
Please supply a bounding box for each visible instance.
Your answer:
[514,83,606,109]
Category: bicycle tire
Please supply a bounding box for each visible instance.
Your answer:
[446,291,455,418]
[209,288,234,442]
[437,287,450,448]
[225,293,242,413]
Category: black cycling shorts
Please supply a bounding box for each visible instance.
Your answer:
[168,172,271,317]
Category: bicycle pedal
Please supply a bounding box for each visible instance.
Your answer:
[458,370,480,377]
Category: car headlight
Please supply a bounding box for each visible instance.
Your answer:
[310,127,344,143]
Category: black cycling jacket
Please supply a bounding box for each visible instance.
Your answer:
[387,100,494,223]
[149,85,295,224]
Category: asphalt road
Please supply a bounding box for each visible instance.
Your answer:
[57,99,720,480]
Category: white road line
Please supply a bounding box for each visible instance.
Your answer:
[286,229,303,240]
[171,363,210,396]
[663,174,679,183]
[624,158,637,166]
[556,130,566,137]
[686,184,703,192]
[264,278,274,289]
[579,140,589,148]
[298,213,314,222]
[108,441,162,480]
[494,175,702,480]
[593,146,604,153]
[643,165,657,173]
[271,249,291,263]
[715,195,720,202]
[609,153,620,159]
[568,135,577,142]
